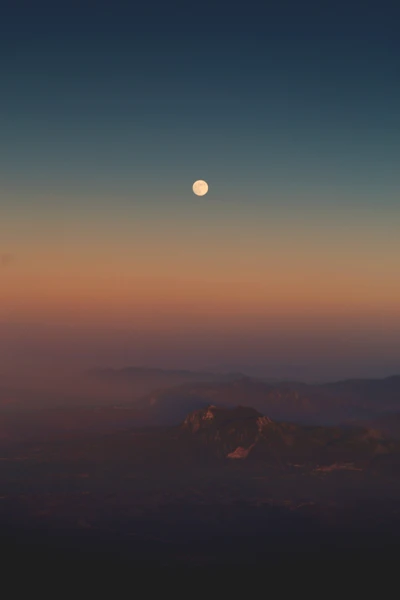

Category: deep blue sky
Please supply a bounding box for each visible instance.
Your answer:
[1,0,399,209]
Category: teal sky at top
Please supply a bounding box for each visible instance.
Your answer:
[1,0,399,217]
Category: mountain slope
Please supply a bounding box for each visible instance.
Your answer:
[177,405,394,466]
[135,375,400,426]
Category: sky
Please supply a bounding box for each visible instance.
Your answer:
[1,0,400,380]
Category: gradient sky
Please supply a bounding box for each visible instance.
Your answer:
[1,1,399,380]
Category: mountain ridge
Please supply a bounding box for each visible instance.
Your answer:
[134,374,400,426]
[173,404,394,466]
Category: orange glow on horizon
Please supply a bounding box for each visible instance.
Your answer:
[2,204,400,334]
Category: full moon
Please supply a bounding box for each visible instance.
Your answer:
[192,180,208,196]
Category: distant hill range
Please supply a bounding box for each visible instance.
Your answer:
[177,404,394,466]
[1,370,400,443]
[12,404,396,472]
[132,373,400,426]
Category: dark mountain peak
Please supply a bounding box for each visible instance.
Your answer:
[182,404,267,432]
[180,405,274,460]
[181,404,273,459]
[178,401,395,464]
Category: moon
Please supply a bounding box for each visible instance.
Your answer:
[192,180,208,196]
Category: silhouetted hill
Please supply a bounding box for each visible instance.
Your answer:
[135,374,400,426]
[0,367,243,410]
[348,412,400,440]
[325,375,400,411]
[0,403,392,481]
[177,405,393,466]
[1,373,400,444]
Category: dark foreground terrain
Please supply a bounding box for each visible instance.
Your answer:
[1,404,400,571]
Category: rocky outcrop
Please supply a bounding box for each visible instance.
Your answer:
[181,405,273,459]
